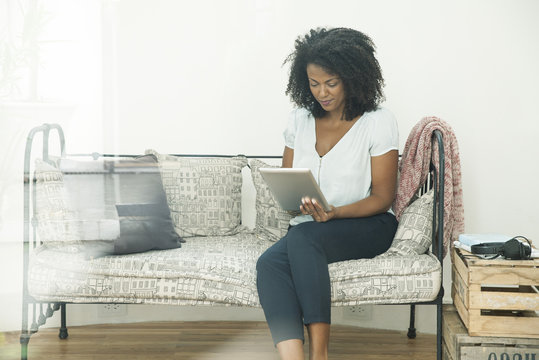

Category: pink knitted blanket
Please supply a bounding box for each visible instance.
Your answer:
[393,117,464,258]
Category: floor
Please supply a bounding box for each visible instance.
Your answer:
[1,321,436,359]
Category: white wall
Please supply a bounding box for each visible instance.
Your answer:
[0,0,103,332]
[99,0,539,333]
[107,0,539,239]
[1,0,538,334]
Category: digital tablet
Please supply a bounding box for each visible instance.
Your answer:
[258,168,331,212]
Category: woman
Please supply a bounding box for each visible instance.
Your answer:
[256,27,399,360]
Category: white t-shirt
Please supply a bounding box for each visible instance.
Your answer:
[283,107,399,225]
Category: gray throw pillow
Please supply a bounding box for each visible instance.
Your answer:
[112,155,183,255]
[34,155,182,256]
[115,203,182,255]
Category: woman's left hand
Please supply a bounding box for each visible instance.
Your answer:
[300,197,336,223]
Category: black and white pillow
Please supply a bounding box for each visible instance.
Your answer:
[146,150,248,237]
[250,159,293,242]
[388,189,434,255]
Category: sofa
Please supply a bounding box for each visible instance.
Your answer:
[20,123,446,360]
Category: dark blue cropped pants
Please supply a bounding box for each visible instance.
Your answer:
[256,213,398,345]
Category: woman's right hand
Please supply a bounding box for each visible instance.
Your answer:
[300,197,336,223]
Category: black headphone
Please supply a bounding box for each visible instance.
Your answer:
[471,236,532,260]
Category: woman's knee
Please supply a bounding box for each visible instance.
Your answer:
[256,250,273,274]
[256,244,287,274]
[286,226,326,261]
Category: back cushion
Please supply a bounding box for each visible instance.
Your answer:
[250,159,293,242]
[387,189,434,255]
[34,159,92,243]
[146,150,248,237]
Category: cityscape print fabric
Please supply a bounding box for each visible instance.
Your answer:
[29,155,441,309]
[146,150,248,237]
[249,159,293,242]
[34,159,120,244]
[387,189,434,256]
[28,232,441,306]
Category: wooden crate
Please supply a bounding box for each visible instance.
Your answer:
[443,304,539,360]
[451,247,539,338]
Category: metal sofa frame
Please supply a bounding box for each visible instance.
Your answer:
[20,123,445,360]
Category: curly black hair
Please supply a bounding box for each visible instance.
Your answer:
[284,27,385,121]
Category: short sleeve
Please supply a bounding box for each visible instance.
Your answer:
[283,109,298,149]
[369,108,399,156]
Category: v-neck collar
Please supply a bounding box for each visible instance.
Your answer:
[313,114,363,158]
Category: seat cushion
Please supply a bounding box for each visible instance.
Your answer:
[328,251,441,305]
[28,232,441,306]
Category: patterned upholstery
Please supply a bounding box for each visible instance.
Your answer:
[387,189,433,255]
[34,159,120,244]
[249,159,293,242]
[146,150,248,237]
[29,155,441,308]
[28,231,441,306]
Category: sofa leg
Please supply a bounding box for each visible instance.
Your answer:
[58,303,68,340]
[437,302,443,360]
[407,304,416,339]
[20,333,30,360]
